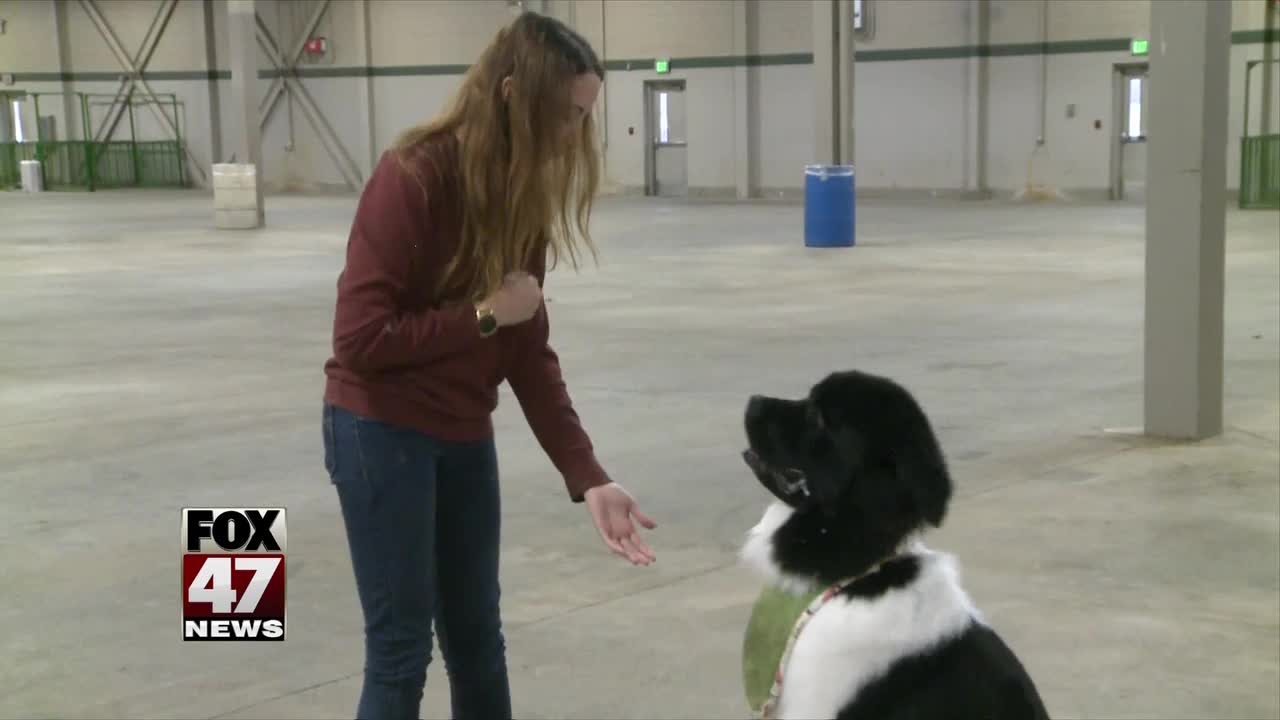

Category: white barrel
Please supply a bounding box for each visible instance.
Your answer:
[212,163,262,229]
[19,160,43,193]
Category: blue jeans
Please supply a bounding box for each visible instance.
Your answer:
[322,403,512,720]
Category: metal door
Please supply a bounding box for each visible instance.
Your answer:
[1110,63,1149,201]
[645,80,687,197]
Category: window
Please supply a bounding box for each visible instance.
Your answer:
[658,91,669,143]
[11,100,24,143]
[1126,76,1144,140]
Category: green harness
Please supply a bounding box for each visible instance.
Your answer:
[741,552,903,719]
[741,576,865,719]
[742,584,822,715]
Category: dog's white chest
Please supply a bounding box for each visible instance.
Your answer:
[771,554,979,719]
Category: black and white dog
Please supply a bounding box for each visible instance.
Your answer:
[739,369,1050,720]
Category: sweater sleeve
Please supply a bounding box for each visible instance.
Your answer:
[330,152,481,373]
[505,301,612,502]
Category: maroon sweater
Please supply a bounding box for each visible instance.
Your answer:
[323,134,610,502]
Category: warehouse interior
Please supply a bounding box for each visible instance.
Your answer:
[1,0,1278,718]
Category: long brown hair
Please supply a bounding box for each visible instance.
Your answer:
[392,11,605,303]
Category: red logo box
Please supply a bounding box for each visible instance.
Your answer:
[181,508,287,641]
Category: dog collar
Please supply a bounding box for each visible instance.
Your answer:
[755,561,890,720]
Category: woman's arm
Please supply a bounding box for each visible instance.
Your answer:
[505,282,657,563]
[505,301,612,502]
[331,152,481,373]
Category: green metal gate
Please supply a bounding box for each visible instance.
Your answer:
[0,140,188,191]
[1240,57,1280,210]
[0,91,187,191]
[0,142,18,189]
[1240,134,1280,210]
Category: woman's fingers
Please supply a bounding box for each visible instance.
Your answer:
[617,533,650,565]
[596,523,627,557]
[631,507,657,530]
[628,532,656,563]
[616,507,655,564]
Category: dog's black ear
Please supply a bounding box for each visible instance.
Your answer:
[900,457,951,526]
[859,377,953,527]
[892,426,952,527]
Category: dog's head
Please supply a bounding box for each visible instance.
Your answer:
[740,369,952,587]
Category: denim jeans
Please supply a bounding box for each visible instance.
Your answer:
[322,403,512,720]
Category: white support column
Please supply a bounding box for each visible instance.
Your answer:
[813,0,854,166]
[355,0,377,180]
[962,0,990,197]
[1143,0,1232,440]
[733,0,751,198]
[836,0,854,166]
[227,0,263,224]
[53,0,76,141]
[598,0,609,157]
[812,0,837,164]
[203,0,223,164]
[1262,0,1276,136]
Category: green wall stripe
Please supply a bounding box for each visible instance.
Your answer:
[369,64,471,77]
[605,53,814,71]
[5,30,1274,83]
[1232,29,1274,44]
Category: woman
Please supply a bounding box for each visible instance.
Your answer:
[320,11,655,720]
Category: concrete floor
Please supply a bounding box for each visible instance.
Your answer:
[1,188,1276,720]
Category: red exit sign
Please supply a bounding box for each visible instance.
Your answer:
[303,37,327,55]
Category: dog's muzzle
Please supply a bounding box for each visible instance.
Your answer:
[743,449,811,505]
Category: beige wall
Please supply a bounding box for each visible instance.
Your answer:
[369,0,511,67]
[750,0,812,55]
[58,0,208,73]
[1,0,59,73]
[992,0,1268,44]
[865,0,972,49]
[0,0,1274,194]
[601,0,734,58]
[2,0,1272,72]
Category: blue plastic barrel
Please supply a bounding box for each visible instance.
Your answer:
[803,164,856,248]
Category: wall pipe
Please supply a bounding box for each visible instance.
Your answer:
[1037,0,1048,145]
[838,0,855,165]
[1019,0,1051,199]
[278,1,296,152]
[599,0,608,153]
[1262,0,1276,136]
[202,0,223,163]
[53,0,78,141]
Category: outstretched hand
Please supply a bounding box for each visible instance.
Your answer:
[584,483,657,566]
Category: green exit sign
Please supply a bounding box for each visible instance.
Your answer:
[655,58,670,74]
[1131,38,1149,56]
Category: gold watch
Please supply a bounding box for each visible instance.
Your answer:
[476,304,498,338]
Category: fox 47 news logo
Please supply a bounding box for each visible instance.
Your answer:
[181,508,286,641]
